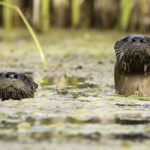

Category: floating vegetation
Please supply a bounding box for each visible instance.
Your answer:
[129,95,150,101]
[40,76,99,89]
[0,29,150,149]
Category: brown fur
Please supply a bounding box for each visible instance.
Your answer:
[0,72,38,100]
[114,35,150,96]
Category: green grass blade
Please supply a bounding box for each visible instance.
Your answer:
[0,1,48,69]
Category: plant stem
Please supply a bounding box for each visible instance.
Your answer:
[0,1,48,69]
[119,0,133,30]
[3,0,13,30]
[72,0,82,27]
[41,0,50,32]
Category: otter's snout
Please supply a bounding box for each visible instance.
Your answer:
[4,72,19,80]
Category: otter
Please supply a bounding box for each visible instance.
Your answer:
[114,35,150,96]
[0,72,38,100]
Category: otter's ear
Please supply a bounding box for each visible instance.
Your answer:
[23,72,38,90]
[114,40,122,50]
[114,36,130,50]
[24,72,33,80]
[32,82,38,90]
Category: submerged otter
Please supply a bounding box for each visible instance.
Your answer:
[114,35,150,96]
[0,72,38,100]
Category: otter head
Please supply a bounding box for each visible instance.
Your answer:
[114,35,150,74]
[0,72,38,100]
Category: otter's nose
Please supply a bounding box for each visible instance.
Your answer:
[5,73,18,79]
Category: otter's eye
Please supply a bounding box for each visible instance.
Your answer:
[131,39,136,42]
[114,41,121,49]
[0,73,3,77]
[14,74,18,79]
[122,37,128,42]
[114,36,129,50]
[140,39,144,43]
[5,74,9,78]
[146,38,150,43]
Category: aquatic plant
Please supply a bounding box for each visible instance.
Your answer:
[119,0,133,30]
[0,1,48,69]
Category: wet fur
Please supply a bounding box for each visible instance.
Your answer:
[115,35,150,74]
[0,72,38,100]
[114,35,150,96]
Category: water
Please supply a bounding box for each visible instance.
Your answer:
[0,29,150,150]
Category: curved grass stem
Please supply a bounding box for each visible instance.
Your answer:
[0,1,48,69]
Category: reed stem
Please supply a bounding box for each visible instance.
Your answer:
[72,0,81,27]
[3,0,13,30]
[41,0,50,32]
[0,1,48,68]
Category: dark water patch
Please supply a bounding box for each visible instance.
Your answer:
[25,117,36,125]
[74,65,83,70]
[0,119,20,129]
[114,133,150,141]
[0,131,149,142]
[116,103,150,108]
[97,60,104,64]
[40,118,53,125]
[116,103,140,107]
[115,118,150,125]
[0,134,18,141]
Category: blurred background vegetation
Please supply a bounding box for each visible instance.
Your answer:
[1,1,150,148]
[0,0,150,33]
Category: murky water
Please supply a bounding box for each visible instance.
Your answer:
[0,29,150,150]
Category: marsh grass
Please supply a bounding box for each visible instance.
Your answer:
[0,1,48,69]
